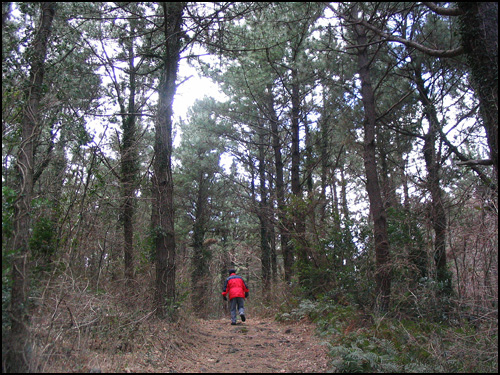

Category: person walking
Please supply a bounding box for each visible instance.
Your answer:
[222,269,249,325]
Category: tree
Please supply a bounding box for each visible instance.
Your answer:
[265,83,293,282]
[6,3,55,372]
[93,4,141,283]
[1,6,496,359]
[152,2,186,319]
[456,3,497,177]
[201,3,327,286]
[257,116,273,296]
[349,2,498,177]
[118,18,139,284]
[176,98,225,316]
[350,4,392,310]
[413,60,451,292]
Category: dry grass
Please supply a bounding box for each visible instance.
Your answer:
[29,264,198,372]
[27,263,331,373]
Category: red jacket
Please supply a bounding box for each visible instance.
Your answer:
[222,273,249,300]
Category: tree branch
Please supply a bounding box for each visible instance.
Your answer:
[456,159,494,166]
[356,18,464,58]
[422,2,464,17]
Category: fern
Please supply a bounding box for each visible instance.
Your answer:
[329,338,404,373]
[403,362,445,373]
[276,299,319,321]
[291,299,318,319]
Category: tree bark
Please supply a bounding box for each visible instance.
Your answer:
[267,172,278,282]
[121,18,138,284]
[290,69,309,285]
[458,2,498,178]
[7,3,55,372]
[258,120,271,296]
[414,64,451,292]
[354,14,391,311]
[152,2,185,319]
[191,173,209,317]
[319,94,331,223]
[266,84,293,282]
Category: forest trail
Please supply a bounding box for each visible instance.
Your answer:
[166,316,329,373]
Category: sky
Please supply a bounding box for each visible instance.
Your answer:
[173,60,224,122]
[171,57,236,172]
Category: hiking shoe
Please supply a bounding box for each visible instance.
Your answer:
[231,322,237,325]
[240,314,246,322]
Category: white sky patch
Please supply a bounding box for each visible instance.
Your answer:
[173,57,227,139]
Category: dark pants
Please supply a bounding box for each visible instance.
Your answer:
[230,297,245,323]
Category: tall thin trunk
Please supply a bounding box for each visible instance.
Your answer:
[354,14,391,311]
[339,166,355,254]
[191,174,209,317]
[414,64,450,292]
[290,70,309,283]
[266,84,293,282]
[304,113,313,194]
[258,121,271,296]
[267,172,277,282]
[319,94,330,223]
[121,18,138,284]
[379,148,398,209]
[7,3,55,372]
[290,75,301,198]
[152,2,184,319]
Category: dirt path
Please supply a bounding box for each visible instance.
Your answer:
[51,311,330,372]
[167,317,330,373]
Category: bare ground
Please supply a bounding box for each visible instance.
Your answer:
[168,317,330,373]
[54,315,330,373]
[34,276,330,373]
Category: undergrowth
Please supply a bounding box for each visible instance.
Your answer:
[276,298,498,373]
[24,265,196,373]
[6,260,497,373]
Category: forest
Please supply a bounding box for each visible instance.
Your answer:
[2,2,498,373]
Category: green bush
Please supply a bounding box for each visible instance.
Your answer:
[277,292,497,373]
[2,186,17,240]
[30,216,56,261]
[327,321,449,373]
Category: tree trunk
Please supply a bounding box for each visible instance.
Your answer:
[304,113,314,194]
[267,172,278,282]
[152,2,184,319]
[458,2,498,177]
[354,16,391,311]
[379,148,399,209]
[258,121,271,297]
[414,64,451,292]
[290,69,309,285]
[121,18,138,284]
[191,173,210,317]
[7,3,55,372]
[319,96,330,223]
[266,84,293,282]
[339,166,356,257]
